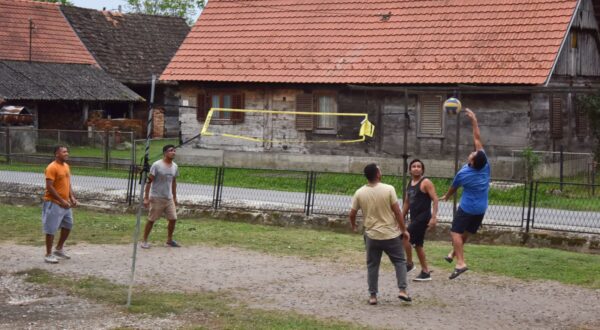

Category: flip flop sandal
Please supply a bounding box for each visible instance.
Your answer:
[449,267,469,279]
[398,294,412,302]
[444,256,453,263]
[368,297,378,305]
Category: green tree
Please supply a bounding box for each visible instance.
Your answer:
[521,147,541,183]
[126,0,204,25]
[33,0,73,4]
[577,94,600,165]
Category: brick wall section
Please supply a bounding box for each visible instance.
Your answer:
[86,118,143,137]
[152,108,164,138]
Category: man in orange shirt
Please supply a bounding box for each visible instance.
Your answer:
[42,145,78,264]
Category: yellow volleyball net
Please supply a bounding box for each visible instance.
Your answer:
[200,108,375,144]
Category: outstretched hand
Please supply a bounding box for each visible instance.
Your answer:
[464,108,476,121]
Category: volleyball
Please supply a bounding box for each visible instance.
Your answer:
[443,97,462,115]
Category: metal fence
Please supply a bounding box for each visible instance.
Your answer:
[0,127,135,169]
[0,162,598,235]
[511,149,595,183]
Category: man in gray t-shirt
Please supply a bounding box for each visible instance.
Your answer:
[141,144,180,248]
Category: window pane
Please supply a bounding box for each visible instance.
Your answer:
[211,95,220,108]
[223,95,232,119]
[317,95,335,129]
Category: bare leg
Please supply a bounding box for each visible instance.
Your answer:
[447,233,469,260]
[402,238,413,266]
[451,232,467,269]
[167,220,176,242]
[143,221,154,242]
[45,234,54,256]
[55,227,70,251]
[415,246,428,273]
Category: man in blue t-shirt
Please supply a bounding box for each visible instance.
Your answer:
[441,108,490,279]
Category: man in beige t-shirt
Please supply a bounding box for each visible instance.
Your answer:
[349,163,412,305]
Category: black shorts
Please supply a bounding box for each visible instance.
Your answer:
[451,207,484,234]
[408,212,431,247]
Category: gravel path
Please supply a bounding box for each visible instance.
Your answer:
[1,243,599,329]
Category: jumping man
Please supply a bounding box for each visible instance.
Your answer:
[441,108,491,279]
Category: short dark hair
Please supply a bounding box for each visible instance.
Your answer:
[472,150,487,170]
[363,163,379,181]
[409,159,425,175]
[54,145,67,154]
[163,144,176,153]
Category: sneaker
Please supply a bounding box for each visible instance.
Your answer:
[413,271,432,282]
[53,249,71,259]
[165,240,181,247]
[44,255,59,264]
[140,242,151,249]
[406,263,415,273]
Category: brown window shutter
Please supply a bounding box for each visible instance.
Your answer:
[550,95,563,139]
[575,102,587,139]
[231,93,245,123]
[197,93,207,121]
[295,93,314,130]
[419,95,443,135]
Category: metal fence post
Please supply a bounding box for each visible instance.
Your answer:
[212,167,224,209]
[104,129,110,170]
[303,171,318,216]
[559,145,564,190]
[4,127,10,164]
[310,172,317,215]
[304,171,311,216]
[525,180,534,233]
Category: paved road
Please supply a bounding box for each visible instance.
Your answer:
[1,170,598,233]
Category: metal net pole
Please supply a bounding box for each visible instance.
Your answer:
[127,75,156,307]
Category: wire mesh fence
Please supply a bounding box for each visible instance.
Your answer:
[0,160,598,234]
[0,162,131,204]
[532,181,600,234]
[511,149,595,183]
[0,127,135,169]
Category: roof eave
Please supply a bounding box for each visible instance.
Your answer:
[544,0,583,87]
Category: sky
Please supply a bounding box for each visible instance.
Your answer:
[69,1,202,21]
[70,0,126,11]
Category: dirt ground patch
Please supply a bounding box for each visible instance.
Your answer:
[1,243,599,330]
[0,272,183,330]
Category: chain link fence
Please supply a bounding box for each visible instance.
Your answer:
[1,127,134,169]
[1,145,598,234]
[511,149,595,183]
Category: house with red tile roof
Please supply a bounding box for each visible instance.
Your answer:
[61,6,190,137]
[161,0,600,177]
[0,0,142,131]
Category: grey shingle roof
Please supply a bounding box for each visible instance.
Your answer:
[61,6,190,85]
[0,60,143,101]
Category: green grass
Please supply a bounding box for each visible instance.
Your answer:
[3,203,600,288]
[3,162,597,211]
[20,268,364,330]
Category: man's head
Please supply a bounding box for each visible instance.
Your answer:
[468,150,487,170]
[163,144,176,160]
[54,145,69,162]
[363,163,381,182]
[409,159,425,177]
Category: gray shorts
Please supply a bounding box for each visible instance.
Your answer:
[42,201,73,235]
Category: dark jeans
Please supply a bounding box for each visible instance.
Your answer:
[364,235,408,295]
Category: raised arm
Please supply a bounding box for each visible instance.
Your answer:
[464,108,483,151]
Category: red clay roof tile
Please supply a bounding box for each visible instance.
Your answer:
[0,0,96,64]
[161,0,578,85]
